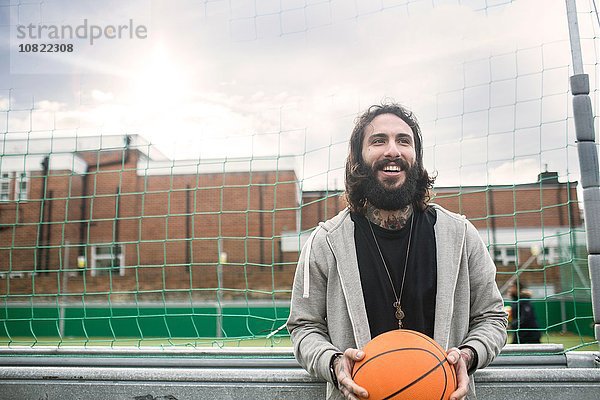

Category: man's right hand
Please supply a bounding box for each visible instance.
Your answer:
[333,348,369,400]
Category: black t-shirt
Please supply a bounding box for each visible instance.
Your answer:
[351,208,437,338]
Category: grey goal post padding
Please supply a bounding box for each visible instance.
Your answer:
[0,345,598,400]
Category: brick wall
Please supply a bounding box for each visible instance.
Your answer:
[0,169,84,273]
[0,148,582,301]
[297,184,582,290]
[0,149,299,300]
[300,191,345,230]
[299,184,580,231]
[435,184,580,230]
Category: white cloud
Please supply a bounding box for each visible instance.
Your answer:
[488,158,541,185]
[0,97,9,111]
[36,100,65,112]
[91,90,114,103]
[1,0,588,189]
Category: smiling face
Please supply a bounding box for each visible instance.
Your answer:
[344,103,434,213]
[361,113,417,190]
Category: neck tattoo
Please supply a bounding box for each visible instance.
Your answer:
[366,204,413,230]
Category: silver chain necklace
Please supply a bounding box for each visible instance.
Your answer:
[367,212,414,329]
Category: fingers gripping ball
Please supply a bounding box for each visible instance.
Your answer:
[351,330,457,400]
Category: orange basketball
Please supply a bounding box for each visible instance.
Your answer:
[351,330,457,400]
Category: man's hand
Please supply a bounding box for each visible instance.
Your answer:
[333,348,369,400]
[446,347,469,400]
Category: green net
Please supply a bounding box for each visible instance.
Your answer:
[0,0,598,351]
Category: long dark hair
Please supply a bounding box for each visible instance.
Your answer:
[344,102,435,213]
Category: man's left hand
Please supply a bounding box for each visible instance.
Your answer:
[446,347,469,400]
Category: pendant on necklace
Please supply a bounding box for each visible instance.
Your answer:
[393,301,404,329]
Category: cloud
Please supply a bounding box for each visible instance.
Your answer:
[0,0,585,189]
[488,158,541,185]
[36,100,65,112]
[0,96,8,111]
[91,90,114,103]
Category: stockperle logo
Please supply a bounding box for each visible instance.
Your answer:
[15,19,148,46]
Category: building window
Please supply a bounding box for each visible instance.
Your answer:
[15,172,28,201]
[536,247,558,265]
[492,246,517,266]
[91,244,125,276]
[0,173,9,201]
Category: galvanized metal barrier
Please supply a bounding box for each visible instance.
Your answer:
[0,345,598,400]
[566,0,600,347]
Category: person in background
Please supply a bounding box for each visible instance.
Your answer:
[509,281,541,344]
[287,102,508,400]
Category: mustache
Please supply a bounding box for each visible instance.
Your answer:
[371,158,410,171]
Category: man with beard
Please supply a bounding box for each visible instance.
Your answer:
[287,103,507,400]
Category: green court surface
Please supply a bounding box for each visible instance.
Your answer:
[0,335,291,348]
[1,333,596,352]
[539,332,598,352]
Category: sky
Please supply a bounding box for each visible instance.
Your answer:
[0,0,599,190]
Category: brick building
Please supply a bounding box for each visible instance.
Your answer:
[0,135,299,301]
[433,174,584,293]
[0,135,585,302]
[285,173,585,297]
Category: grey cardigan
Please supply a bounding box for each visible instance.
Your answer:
[287,205,508,400]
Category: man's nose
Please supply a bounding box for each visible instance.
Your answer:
[383,141,401,158]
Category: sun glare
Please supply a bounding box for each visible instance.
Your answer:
[124,44,196,152]
[130,45,190,113]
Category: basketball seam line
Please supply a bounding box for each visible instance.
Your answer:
[351,346,444,379]
[382,357,451,400]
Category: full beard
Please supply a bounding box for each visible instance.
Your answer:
[362,160,420,211]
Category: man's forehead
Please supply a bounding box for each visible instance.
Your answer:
[364,114,414,137]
